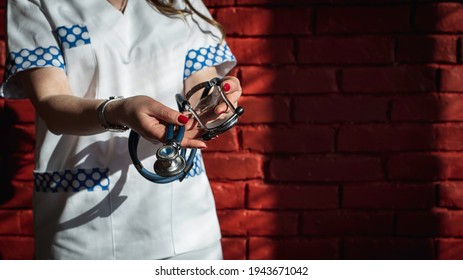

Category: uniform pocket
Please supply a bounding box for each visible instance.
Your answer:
[33,167,114,259]
[34,167,110,192]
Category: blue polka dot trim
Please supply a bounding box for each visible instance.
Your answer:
[34,168,110,193]
[184,153,205,179]
[55,24,91,49]
[184,43,236,79]
[5,46,65,78]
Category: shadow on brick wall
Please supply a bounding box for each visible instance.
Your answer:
[211,0,463,260]
[0,99,35,259]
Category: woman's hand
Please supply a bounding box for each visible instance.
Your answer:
[104,95,207,149]
[184,76,243,136]
[213,76,242,117]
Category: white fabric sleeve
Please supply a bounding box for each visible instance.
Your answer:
[1,0,65,98]
[183,0,237,80]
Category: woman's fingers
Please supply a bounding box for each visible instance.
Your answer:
[214,76,242,115]
[147,98,190,126]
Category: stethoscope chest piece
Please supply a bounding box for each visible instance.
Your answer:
[153,144,186,177]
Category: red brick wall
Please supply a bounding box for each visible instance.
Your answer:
[2,0,463,259]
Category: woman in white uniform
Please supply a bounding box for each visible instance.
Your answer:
[1,0,241,259]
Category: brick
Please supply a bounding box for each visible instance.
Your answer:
[205,128,239,152]
[6,124,35,153]
[239,96,291,124]
[0,179,15,208]
[339,125,433,152]
[397,36,457,63]
[344,238,434,260]
[270,155,382,182]
[415,3,463,33]
[396,210,463,237]
[247,182,338,210]
[0,98,9,149]
[249,237,339,260]
[241,66,337,94]
[218,210,299,236]
[4,99,35,124]
[439,182,463,209]
[343,66,437,93]
[0,40,5,67]
[0,236,34,259]
[388,153,463,180]
[0,10,4,37]
[435,124,463,151]
[298,36,394,64]
[216,7,311,36]
[0,210,20,235]
[242,126,334,153]
[317,6,410,34]
[294,96,388,123]
[0,97,4,111]
[204,0,234,6]
[388,153,439,180]
[203,153,264,180]
[437,239,463,260]
[343,183,435,209]
[0,180,33,209]
[228,38,295,65]
[336,0,413,3]
[392,94,463,122]
[221,238,247,260]
[441,66,463,92]
[237,0,329,4]
[303,211,394,236]
[19,210,33,236]
[210,181,245,209]
[339,124,463,152]
[4,152,34,181]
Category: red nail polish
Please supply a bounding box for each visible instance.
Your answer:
[222,83,231,92]
[178,115,189,124]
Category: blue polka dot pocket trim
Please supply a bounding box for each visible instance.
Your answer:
[184,43,236,79]
[55,24,91,49]
[5,46,65,78]
[34,168,110,193]
[184,152,205,179]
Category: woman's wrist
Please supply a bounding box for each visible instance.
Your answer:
[98,96,129,131]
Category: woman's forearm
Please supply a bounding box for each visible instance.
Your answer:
[18,67,108,135]
[35,94,106,135]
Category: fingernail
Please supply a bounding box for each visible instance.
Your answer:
[199,145,207,149]
[222,83,231,92]
[178,115,189,124]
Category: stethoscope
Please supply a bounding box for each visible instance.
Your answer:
[128,77,244,184]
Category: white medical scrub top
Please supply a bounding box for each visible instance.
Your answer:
[1,0,236,259]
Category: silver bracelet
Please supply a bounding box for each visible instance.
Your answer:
[97,96,129,132]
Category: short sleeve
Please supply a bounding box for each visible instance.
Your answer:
[183,0,237,80]
[1,0,65,98]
